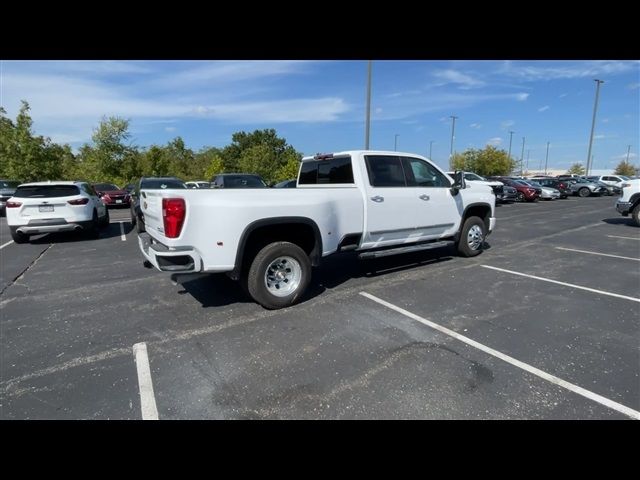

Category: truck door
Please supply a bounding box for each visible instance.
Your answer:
[361,154,459,249]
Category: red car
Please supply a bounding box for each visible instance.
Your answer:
[495,178,541,202]
[92,183,131,207]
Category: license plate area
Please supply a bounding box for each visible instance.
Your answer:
[116,199,123,204]
[39,205,54,212]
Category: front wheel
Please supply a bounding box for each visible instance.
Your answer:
[516,192,525,202]
[457,216,486,257]
[632,204,640,227]
[578,187,590,198]
[246,241,312,309]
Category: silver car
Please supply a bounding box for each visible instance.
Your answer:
[0,179,21,216]
[523,180,561,200]
[567,178,608,197]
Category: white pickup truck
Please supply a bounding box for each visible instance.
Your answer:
[615,178,640,226]
[138,150,496,309]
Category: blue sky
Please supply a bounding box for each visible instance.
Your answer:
[1,60,638,172]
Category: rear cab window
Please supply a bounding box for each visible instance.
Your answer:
[14,185,81,198]
[299,156,354,185]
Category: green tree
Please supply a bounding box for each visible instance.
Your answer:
[614,160,636,176]
[567,163,585,175]
[221,129,293,173]
[450,146,515,176]
[204,154,225,180]
[274,150,301,182]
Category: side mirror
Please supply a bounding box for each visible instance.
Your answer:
[450,171,466,195]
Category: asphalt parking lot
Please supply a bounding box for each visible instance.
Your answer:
[1,196,639,419]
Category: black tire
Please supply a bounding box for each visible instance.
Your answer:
[100,208,110,227]
[10,227,29,244]
[85,210,100,239]
[457,216,486,257]
[578,187,590,198]
[130,207,137,226]
[632,204,640,227]
[136,214,145,233]
[516,192,525,202]
[246,241,312,309]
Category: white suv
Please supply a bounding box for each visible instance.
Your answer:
[6,181,109,243]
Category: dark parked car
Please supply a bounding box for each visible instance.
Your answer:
[273,179,297,188]
[93,183,131,208]
[130,177,186,233]
[210,174,267,189]
[0,179,21,216]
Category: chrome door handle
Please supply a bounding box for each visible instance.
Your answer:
[419,194,430,201]
[371,196,384,203]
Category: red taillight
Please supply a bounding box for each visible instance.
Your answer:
[162,198,186,238]
[68,198,90,205]
[6,201,22,208]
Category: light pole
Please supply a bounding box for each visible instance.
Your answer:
[429,140,434,160]
[508,131,515,173]
[626,145,632,166]
[544,141,550,175]
[526,149,530,174]
[394,134,399,151]
[364,61,372,150]
[586,79,604,176]
[449,115,458,169]
[520,137,526,176]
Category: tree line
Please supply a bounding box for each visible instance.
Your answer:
[0,101,301,186]
[1,101,635,184]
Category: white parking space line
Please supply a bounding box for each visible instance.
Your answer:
[607,235,640,241]
[119,221,126,241]
[1,240,14,250]
[133,342,159,420]
[359,292,640,420]
[555,246,640,262]
[481,265,640,303]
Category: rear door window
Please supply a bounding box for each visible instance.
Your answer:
[14,185,80,198]
[299,156,354,185]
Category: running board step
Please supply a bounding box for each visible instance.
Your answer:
[358,240,454,259]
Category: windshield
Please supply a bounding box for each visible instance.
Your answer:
[0,181,21,189]
[619,176,630,180]
[221,175,267,188]
[14,185,80,198]
[93,183,119,191]
[464,173,485,181]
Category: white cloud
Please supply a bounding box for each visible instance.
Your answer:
[558,93,568,98]
[538,105,550,112]
[486,137,502,146]
[375,107,383,114]
[516,93,529,101]
[628,82,640,90]
[601,118,610,123]
[432,69,485,89]
[500,60,638,81]
[594,134,606,139]
[500,120,515,130]
[164,126,176,132]
[470,123,482,129]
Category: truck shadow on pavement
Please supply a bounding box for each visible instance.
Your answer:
[178,246,457,308]
[601,217,639,228]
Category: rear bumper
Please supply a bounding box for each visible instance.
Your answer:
[13,218,93,234]
[138,232,202,272]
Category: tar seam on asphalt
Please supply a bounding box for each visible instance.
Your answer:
[0,244,53,297]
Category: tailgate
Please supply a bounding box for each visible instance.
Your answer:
[140,189,186,240]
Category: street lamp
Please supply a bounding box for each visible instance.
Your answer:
[394,134,399,151]
[544,141,550,175]
[364,61,372,150]
[586,79,604,176]
[520,137,526,177]
[429,140,434,160]
[449,115,458,169]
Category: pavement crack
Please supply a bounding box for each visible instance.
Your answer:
[0,244,53,297]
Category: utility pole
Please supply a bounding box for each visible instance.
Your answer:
[449,115,458,169]
[394,134,399,151]
[586,79,604,176]
[526,149,530,174]
[429,140,434,160]
[626,145,632,165]
[520,137,526,176]
[544,141,550,175]
[364,61,372,150]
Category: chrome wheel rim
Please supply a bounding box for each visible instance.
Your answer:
[264,256,302,297]
[467,225,484,250]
